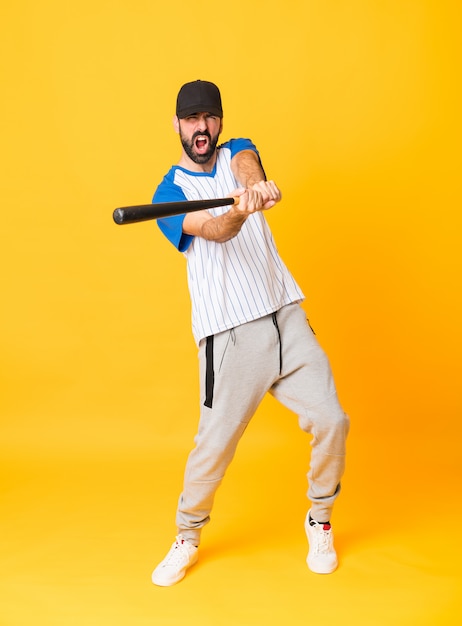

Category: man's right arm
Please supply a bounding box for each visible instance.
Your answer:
[182,187,268,244]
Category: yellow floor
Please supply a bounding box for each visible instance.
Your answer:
[1,396,461,626]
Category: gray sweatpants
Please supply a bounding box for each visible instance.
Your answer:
[176,302,349,545]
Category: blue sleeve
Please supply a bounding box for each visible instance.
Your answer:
[224,138,259,159]
[153,172,194,253]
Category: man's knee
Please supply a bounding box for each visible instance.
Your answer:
[301,397,349,440]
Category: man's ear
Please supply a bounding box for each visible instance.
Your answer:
[173,115,180,134]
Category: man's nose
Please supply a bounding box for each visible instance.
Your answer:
[195,114,207,131]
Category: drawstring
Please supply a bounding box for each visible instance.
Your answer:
[272,312,283,375]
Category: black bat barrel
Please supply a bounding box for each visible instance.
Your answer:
[113,197,237,225]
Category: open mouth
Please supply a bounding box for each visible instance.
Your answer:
[194,135,209,153]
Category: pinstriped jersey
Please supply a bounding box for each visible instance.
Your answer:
[154,138,305,345]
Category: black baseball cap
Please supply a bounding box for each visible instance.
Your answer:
[176,80,223,119]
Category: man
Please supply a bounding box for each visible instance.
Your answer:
[151,80,349,586]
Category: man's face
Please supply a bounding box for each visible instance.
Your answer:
[177,112,222,165]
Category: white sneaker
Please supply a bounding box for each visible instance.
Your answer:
[151,535,198,586]
[305,511,338,574]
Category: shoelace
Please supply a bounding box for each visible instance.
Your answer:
[162,537,192,567]
[312,525,333,554]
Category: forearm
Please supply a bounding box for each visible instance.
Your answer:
[231,150,266,187]
[197,206,248,243]
[182,188,264,243]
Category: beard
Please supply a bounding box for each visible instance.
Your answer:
[179,126,220,165]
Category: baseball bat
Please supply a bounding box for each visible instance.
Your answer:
[113,196,240,225]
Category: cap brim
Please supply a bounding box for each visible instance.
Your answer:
[177,106,223,119]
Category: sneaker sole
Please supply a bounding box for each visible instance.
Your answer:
[306,555,338,574]
[152,570,187,586]
[151,553,199,587]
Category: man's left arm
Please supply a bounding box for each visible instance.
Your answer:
[231,149,282,209]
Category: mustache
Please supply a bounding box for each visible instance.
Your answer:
[192,130,212,141]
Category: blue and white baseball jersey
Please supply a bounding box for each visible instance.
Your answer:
[154,138,305,344]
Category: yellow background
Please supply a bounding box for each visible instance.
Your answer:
[1,1,461,624]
